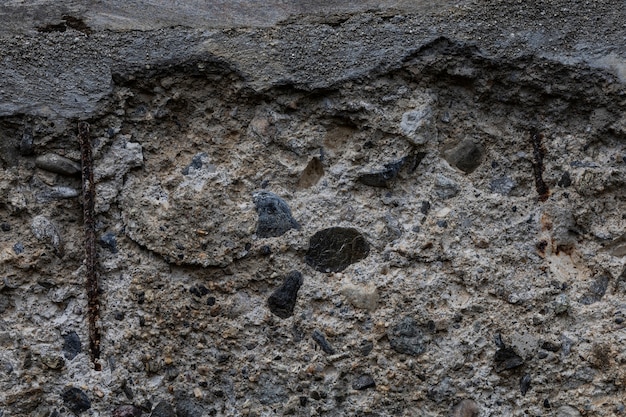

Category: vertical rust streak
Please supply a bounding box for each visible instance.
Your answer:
[78,121,101,371]
[529,128,550,202]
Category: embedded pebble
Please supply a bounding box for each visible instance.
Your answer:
[267,270,303,319]
[62,331,82,360]
[12,242,23,254]
[388,316,428,356]
[312,329,335,354]
[341,284,379,311]
[490,176,517,195]
[112,405,142,417]
[0,293,10,314]
[35,153,81,176]
[150,401,176,417]
[556,405,582,417]
[19,127,34,155]
[358,159,404,188]
[580,274,609,305]
[31,215,63,256]
[520,373,531,396]
[305,227,370,273]
[352,374,376,390]
[99,232,118,253]
[61,387,91,414]
[253,191,300,238]
[1,222,11,232]
[181,152,207,175]
[450,399,479,417]
[493,333,524,371]
[434,174,459,199]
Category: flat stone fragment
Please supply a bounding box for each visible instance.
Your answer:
[305,227,370,273]
[267,270,303,319]
[253,191,300,238]
[35,153,81,176]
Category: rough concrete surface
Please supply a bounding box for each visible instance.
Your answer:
[0,1,625,416]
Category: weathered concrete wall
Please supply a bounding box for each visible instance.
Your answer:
[0,1,625,416]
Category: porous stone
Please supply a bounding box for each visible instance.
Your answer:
[305,227,370,273]
[31,215,63,256]
[253,191,300,238]
[388,317,428,356]
[267,270,303,319]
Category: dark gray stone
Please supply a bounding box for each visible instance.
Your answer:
[352,375,376,390]
[434,174,459,199]
[19,127,34,155]
[174,397,204,417]
[305,227,370,273]
[0,223,9,232]
[358,159,404,188]
[13,242,24,255]
[62,331,82,360]
[35,153,81,176]
[151,401,176,417]
[358,340,374,356]
[181,152,207,175]
[267,270,303,319]
[427,377,456,403]
[490,176,517,195]
[99,232,118,253]
[0,294,10,314]
[388,316,428,356]
[253,191,300,238]
[312,329,335,354]
[113,405,142,417]
[520,373,531,396]
[258,373,288,405]
[580,274,610,305]
[493,333,524,372]
[61,387,91,415]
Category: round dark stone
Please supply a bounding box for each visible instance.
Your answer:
[62,331,82,360]
[0,222,10,232]
[61,387,91,414]
[305,227,370,273]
